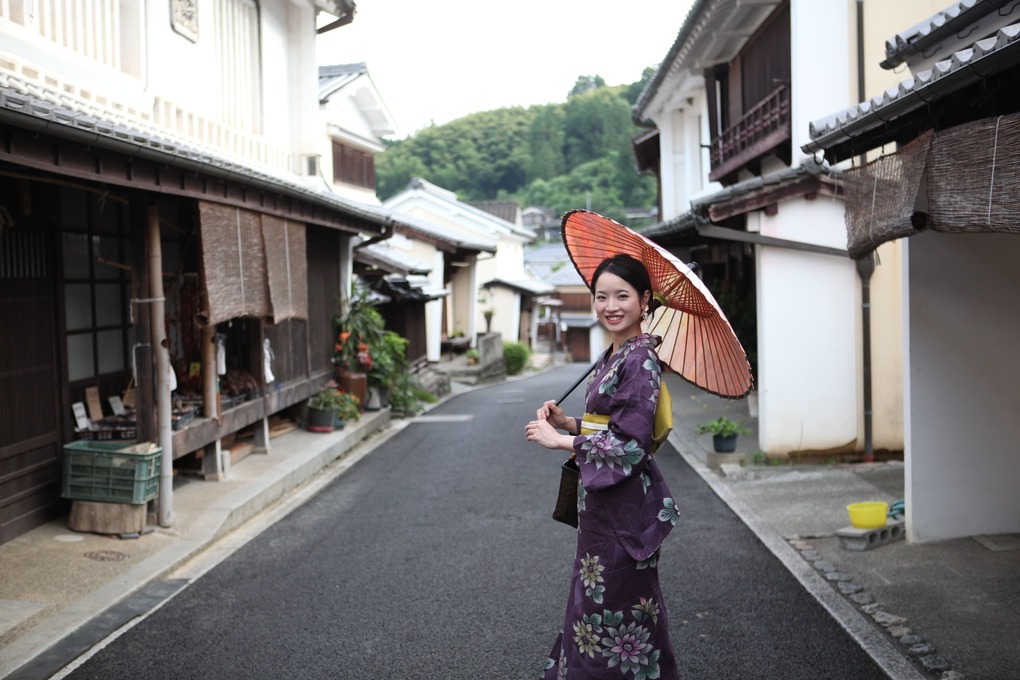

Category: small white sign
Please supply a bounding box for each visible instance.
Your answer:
[109,396,126,416]
[72,402,90,430]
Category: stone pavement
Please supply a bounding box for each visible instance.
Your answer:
[1,355,1018,679]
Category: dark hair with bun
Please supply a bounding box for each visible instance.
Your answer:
[591,254,662,316]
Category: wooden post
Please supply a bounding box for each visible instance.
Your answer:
[148,205,174,526]
[201,325,223,480]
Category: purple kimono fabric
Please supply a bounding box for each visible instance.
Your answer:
[543,334,678,680]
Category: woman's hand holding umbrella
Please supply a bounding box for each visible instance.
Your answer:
[526,401,575,451]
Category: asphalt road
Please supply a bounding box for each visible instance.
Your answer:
[66,365,889,679]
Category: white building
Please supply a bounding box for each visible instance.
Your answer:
[634,0,910,459]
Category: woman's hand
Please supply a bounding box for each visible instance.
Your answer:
[525,418,574,451]
[537,400,572,432]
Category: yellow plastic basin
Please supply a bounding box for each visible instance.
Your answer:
[847,502,888,529]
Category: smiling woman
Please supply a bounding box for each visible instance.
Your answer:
[525,252,679,679]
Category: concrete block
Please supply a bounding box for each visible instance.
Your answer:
[836,521,905,551]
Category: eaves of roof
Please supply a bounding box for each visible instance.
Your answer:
[354,243,432,276]
[401,177,537,241]
[640,160,848,258]
[390,212,497,254]
[318,63,367,101]
[633,0,712,121]
[881,0,1013,70]
[633,0,782,123]
[0,79,392,232]
[690,158,842,221]
[804,22,1020,158]
[480,277,555,296]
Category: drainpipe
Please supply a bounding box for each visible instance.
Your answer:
[148,205,174,525]
[856,0,867,170]
[857,253,875,462]
[855,0,874,463]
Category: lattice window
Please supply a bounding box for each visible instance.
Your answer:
[331,141,376,189]
[59,187,131,383]
[213,0,262,133]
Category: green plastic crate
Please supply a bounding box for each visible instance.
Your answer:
[62,440,161,504]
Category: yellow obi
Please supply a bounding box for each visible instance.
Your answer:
[580,413,610,436]
[578,381,672,454]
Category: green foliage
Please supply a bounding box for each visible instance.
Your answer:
[696,417,751,438]
[374,72,657,219]
[333,287,385,372]
[568,74,607,97]
[309,383,361,422]
[388,370,435,417]
[503,341,531,376]
[369,331,409,388]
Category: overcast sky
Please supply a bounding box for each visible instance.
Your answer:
[316,1,696,137]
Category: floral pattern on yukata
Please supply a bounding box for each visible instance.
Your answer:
[542,334,679,679]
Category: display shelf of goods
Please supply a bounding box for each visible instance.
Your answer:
[61,441,162,504]
[77,414,137,441]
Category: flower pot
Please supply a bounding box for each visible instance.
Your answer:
[335,369,367,412]
[712,433,738,453]
[365,386,381,411]
[307,407,335,433]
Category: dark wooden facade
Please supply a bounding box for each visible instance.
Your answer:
[705,1,791,184]
[0,141,372,545]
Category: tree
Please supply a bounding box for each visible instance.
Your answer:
[568,74,607,97]
[373,72,657,215]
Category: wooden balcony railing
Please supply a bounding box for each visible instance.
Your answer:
[709,85,791,182]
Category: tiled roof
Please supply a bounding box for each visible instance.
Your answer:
[525,242,587,287]
[402,178,537,241]
[480,277,555,296]
[689,158,836,211]
[881,0,1014,69]
[633,0,782,122]
[0,76,393,229]
[805,22,1020,155]
[318,63,368,101]
[389,210,497,253]
[469,200,520,224]
[355,243,432,276]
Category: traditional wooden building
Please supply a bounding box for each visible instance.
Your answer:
[0,0,397,544]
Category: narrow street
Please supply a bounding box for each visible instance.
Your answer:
[65,366,888,679]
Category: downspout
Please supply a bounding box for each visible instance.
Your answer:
[856,0,875,462]
[857,254,875,462]
[148,205,174,525]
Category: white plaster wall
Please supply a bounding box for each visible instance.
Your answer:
[655,87,718,218]
[486,288,522,343]
[904,232,1020,542]
[425,249,445,362]
[791,0,852,159]
[865,240,905,451]
[756,199,858,454]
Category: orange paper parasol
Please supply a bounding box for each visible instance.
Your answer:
[562,210,753,399]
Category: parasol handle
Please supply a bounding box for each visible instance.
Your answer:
[555,359,599,406]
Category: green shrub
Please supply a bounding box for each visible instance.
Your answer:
[503,341,531,376]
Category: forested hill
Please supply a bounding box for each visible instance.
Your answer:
[375,71,659,228]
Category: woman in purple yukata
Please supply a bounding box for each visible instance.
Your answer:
[525,253,679,680]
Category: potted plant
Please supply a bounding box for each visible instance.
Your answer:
[332,287,385,410]
[367,331,409,409]
[696,416,751,453]
[307,382,360,432]
[388,370,433,418]
[465,348,480,365]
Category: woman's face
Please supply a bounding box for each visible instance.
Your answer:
[593,271,649,342]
